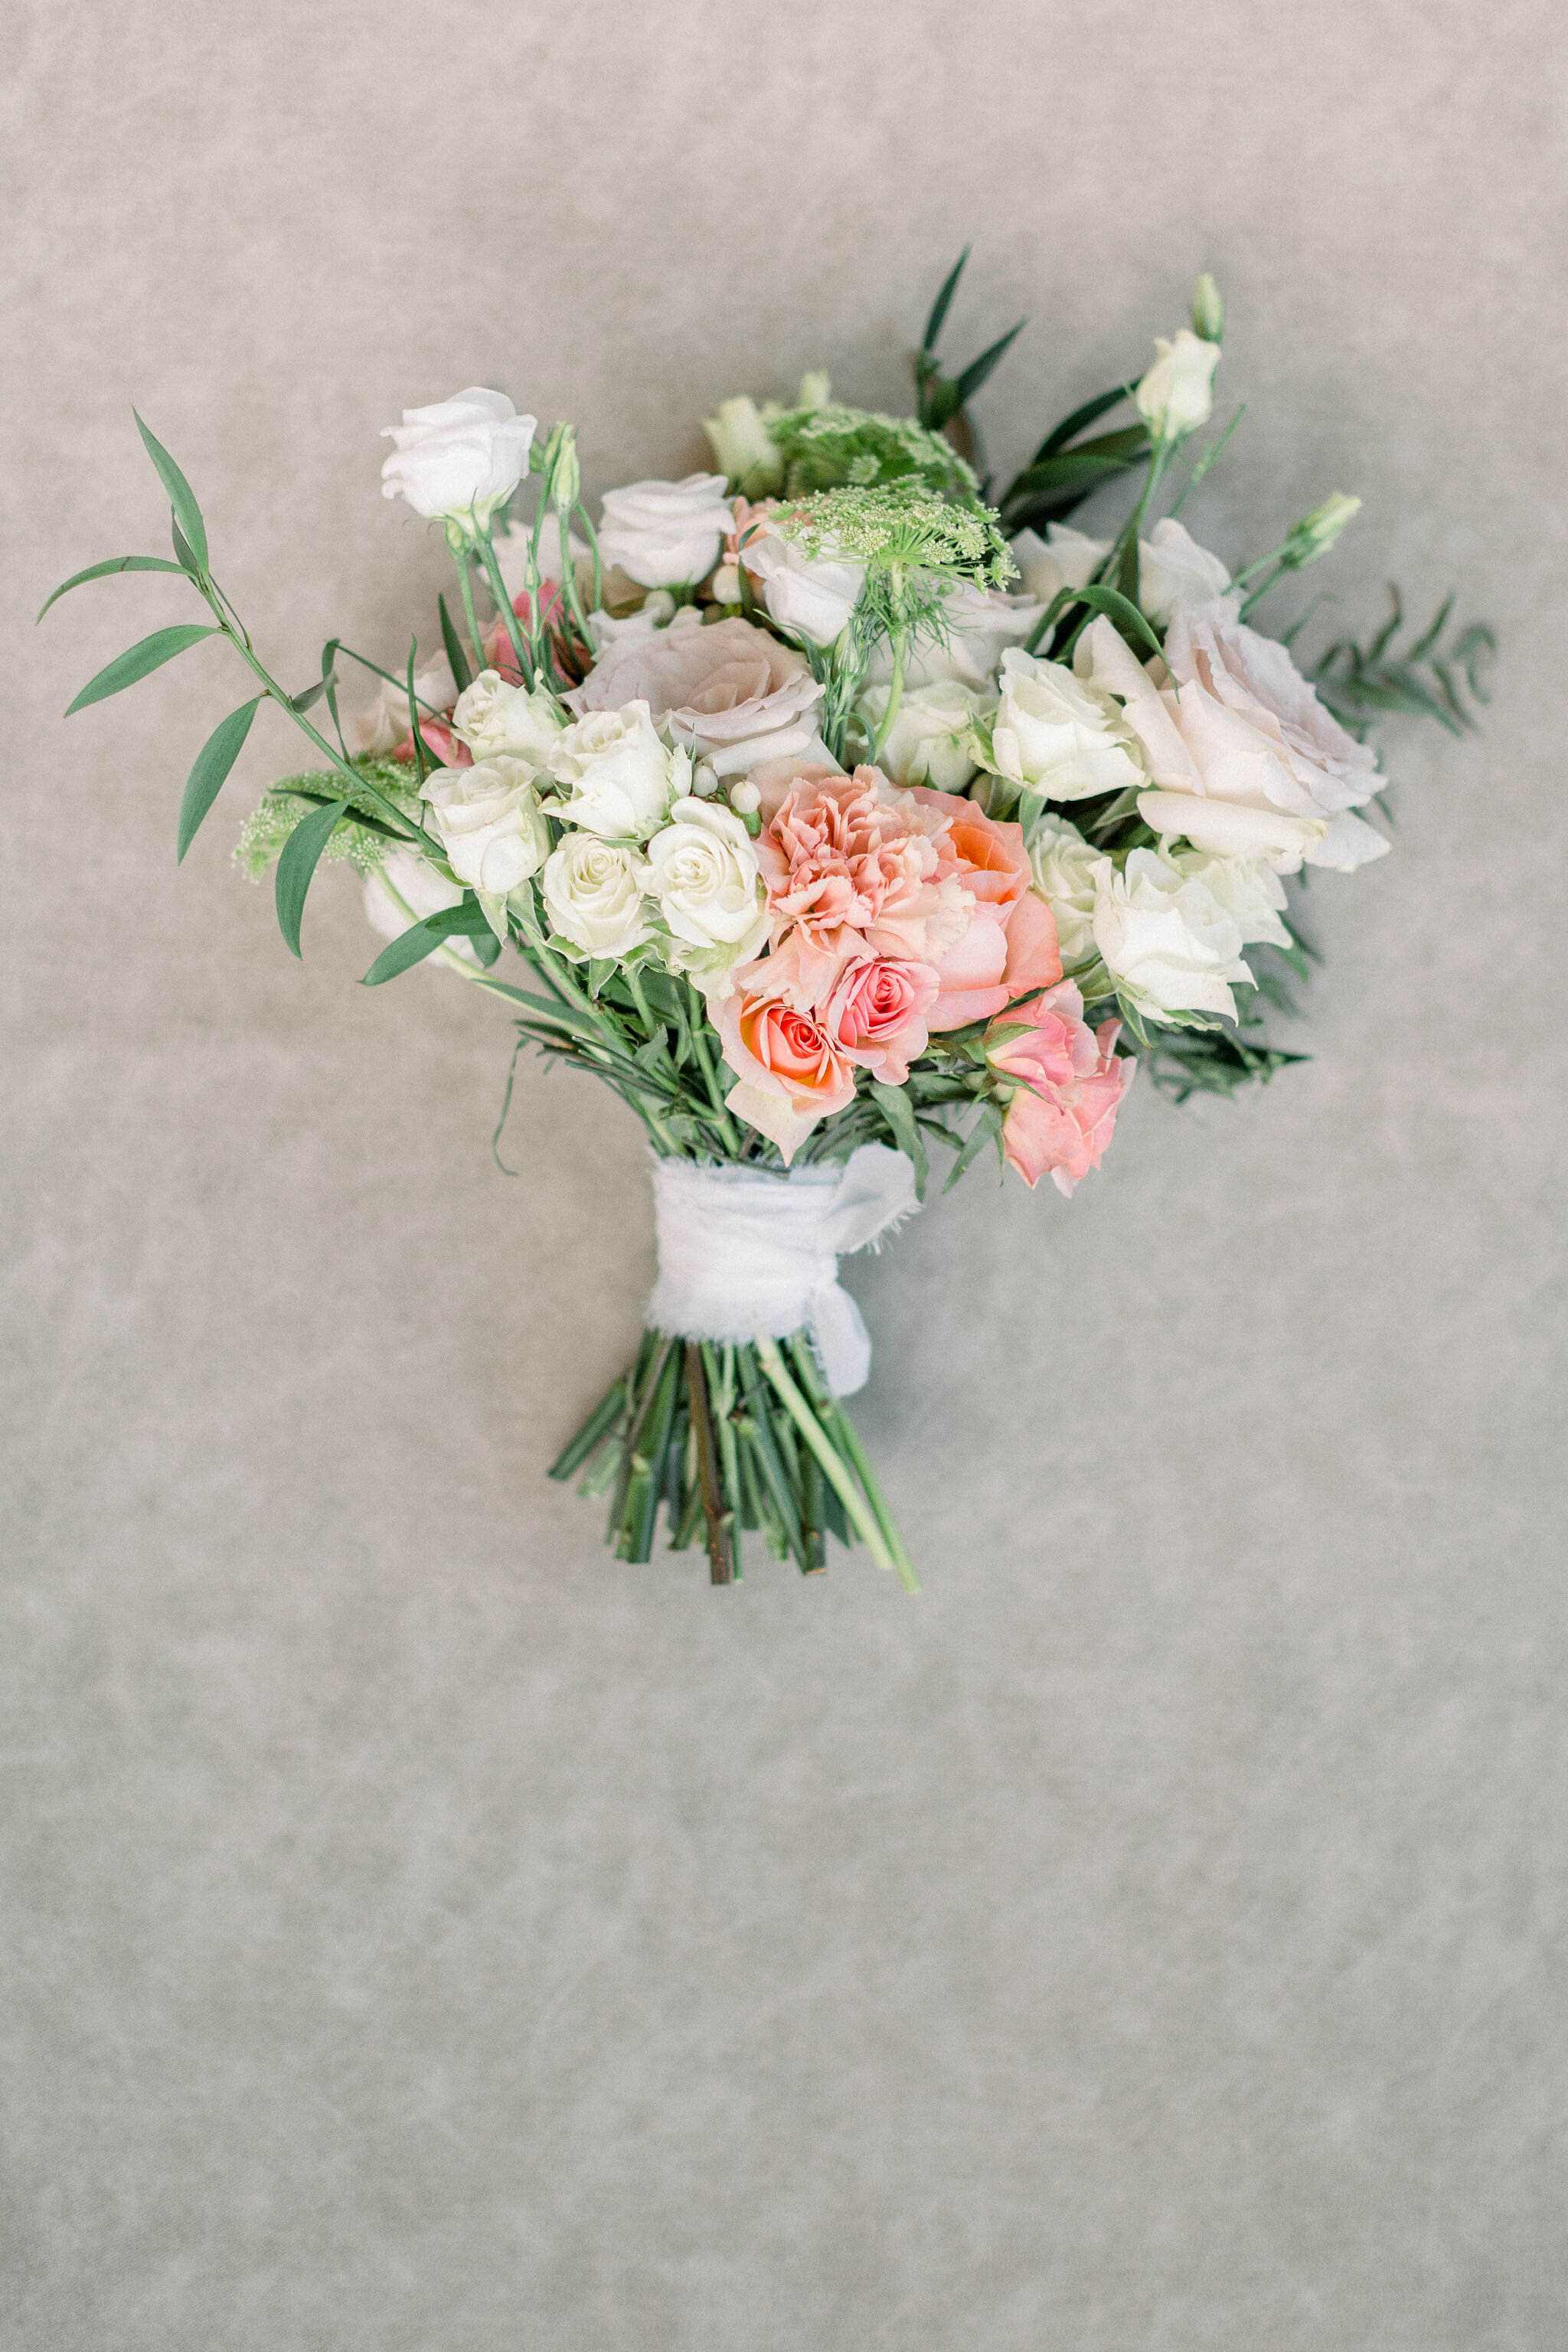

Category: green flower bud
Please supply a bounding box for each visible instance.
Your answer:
[1281,492,1362,569]
[1191,273,1225,344]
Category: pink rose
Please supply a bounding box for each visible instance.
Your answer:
[714,983,858,1164]
[571,613,822,772]
[985,981,1133,1195]
[823,956,940,1086]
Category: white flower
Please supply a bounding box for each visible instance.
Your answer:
[857,678,995,794]
[1135,329,1221,441]
[642,797,767,993]
[380,389,536,530]
[449,671,564,765]
[546,701,686,838]
[1093,848,1253,1023]
[541,834,652,960]
[596,474,736,589]
[1008,518,1228,629]
[1027,815,1110,968]
[988,647,1145,800]
[1159,844,1290,948]
[861,580,1046,691]
[740,528,865,648]
[1075,610,1387,873]
[701,397,784,496]
[361,848,478,971]
[1009,524,1109,603]
[1136,519,1230,629]
[584,596,675,653]
[419,756,551,901]
[347,656,457,756]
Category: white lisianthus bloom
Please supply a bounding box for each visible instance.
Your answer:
[596,475,736,589]
[419,756,552,927]
[1010,524,1109,604]
[701,397,784,496]
[642,797,768,994]
[1135,330,1221,441]
[348,656,457,756]
[1027,815,1111,968]
[450,671,564,765]
[380,389,536,530]
[857,678,995,794]
[740,528,866,648]
[361,848,478,971]
[988,647,1145,800]
[1093,848,1253,1023]
[1009,519,1228,630]
[1160,844,1290,948]
[541,835,652,960]
[546,701,687,838]
[1136,519,1231,629]
[861,580,1046,691]
[1075,611,1387,874]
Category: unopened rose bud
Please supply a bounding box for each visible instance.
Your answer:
[1135,328,1221,443]
[1191,274,1225,344]
[1280,492,1362,570]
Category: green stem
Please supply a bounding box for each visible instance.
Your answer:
[754,1338,905,1583]
[471,527,535,685]
[456,557,486,678]
[576,503,604,614]
[871,626,907,764]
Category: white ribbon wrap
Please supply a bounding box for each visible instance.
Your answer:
[645,1143,917,1396]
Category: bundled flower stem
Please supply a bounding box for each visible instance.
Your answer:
[550,1331,916,1590]
[47,262,1491,1589]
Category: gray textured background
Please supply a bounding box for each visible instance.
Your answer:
[5,4,1566,2345]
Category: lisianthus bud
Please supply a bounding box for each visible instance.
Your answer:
[1135,329,1221,443]
[795,371,831,411]
[1279,492,1362,570]
[701,397,784,498]
[546,424,582,514]
[1191,273,1225,344]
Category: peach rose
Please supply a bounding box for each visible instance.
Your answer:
[822,956,940,1086]
[985,981,1133,1195]
[714,983,858,1164]
[906,786,1063,1030]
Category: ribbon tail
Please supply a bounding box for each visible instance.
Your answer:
[808,1279,873,1398]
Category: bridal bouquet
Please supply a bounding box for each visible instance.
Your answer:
[47,260,1491,1589]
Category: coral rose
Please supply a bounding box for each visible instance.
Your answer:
[714,984,858,1164]
[906,786,1063,1029]
[985,981,1133,1196]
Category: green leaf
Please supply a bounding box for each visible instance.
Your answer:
[134,412,208,572]
[172,518,200,572]
[1070,583,1165,664]
[37,555,190,623]
[177,696,261,862]
[944,1101,1004,1192]
[869,1080,929,1202]
[275,795,348,957]
[922,246,971,354]
[360,897,490,985]
[952,319,1026,407]
[438,594,473,694]
[65,623,217,714]
[1031,384,1133,462]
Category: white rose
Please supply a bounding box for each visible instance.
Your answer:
[1135,519,1230,629]
[701,397,785,497]
[1159,844,1289,948]
[1010,524,1109,604]
[988,647,1145,800]
[596,475,736,589]
[1027,815,1110,968]
[380,388,536,529]
[1093,848,1252,1022]
[1009,519,1227,630]
[449,671,564,765]
[857,678,995,794]
[1135,329,1221,441]
[642,797,767,992]
[419,756,551,900]
[546,701,686,838]
[361,847,478,970]
[740,528,865,648]
[347,656,457,756]
[541,835,652,960]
